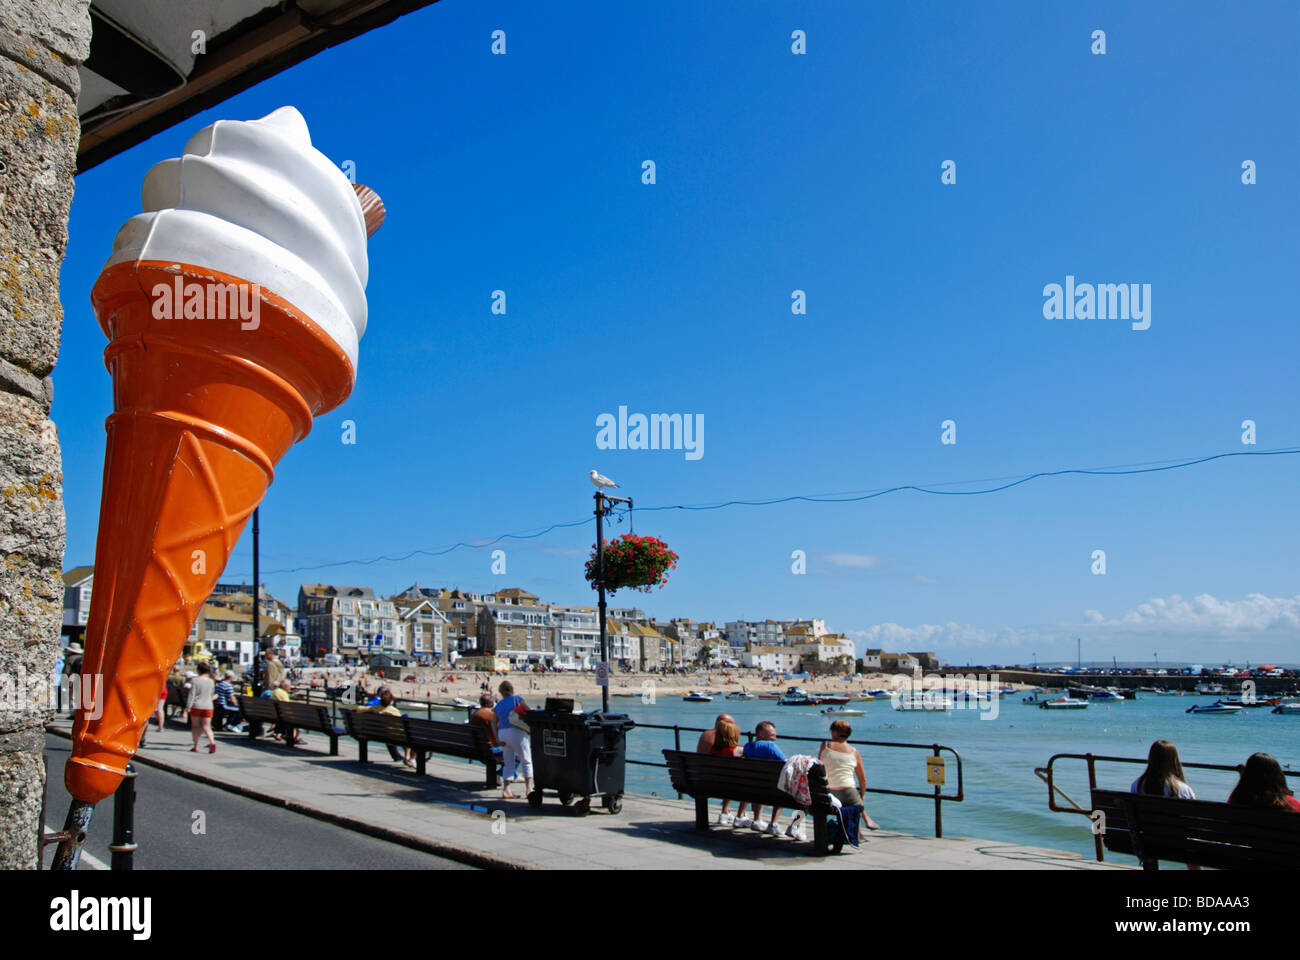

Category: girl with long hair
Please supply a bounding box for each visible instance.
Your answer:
[1228,753,1300,811]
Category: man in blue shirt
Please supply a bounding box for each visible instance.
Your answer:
[742,721,788,836]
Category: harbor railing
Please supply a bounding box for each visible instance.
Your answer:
[631,722,962,838]
[1036,752,1300,862]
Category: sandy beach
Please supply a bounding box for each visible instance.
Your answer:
[293,666,1027,708]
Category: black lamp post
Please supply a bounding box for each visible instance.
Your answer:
[594,490,631,713]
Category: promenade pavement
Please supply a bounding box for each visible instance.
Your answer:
[46,715,1130,871]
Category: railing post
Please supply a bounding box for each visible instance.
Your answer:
[933,744,942,838]
[108,763,138,870]
[1086,753,1103,862]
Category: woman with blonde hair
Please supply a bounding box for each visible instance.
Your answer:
[698,714,745,825]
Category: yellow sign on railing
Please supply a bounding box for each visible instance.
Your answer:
[927,756,945,786]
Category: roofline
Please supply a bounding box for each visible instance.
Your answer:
[78,0,442,171]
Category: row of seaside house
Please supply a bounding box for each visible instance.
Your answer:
[61,569,936,673]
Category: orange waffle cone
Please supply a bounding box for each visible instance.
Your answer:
[67,260,355,804]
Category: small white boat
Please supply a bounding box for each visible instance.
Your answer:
[725,691,756,700]
[1186,702,1242,715]
[451,697,476,709]
[1040,697,1089,710]
[822,706,866,716]
[892,692,955,711]
[1272,702,1300,715]
[682,691,713,702]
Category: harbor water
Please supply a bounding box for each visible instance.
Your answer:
[603,692,1299,862]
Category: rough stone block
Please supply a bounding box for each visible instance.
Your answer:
[0,0,91,98]
[0,750,46,869]
[0,57,81,378]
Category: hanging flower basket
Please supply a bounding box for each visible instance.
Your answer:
[585,534,679,594]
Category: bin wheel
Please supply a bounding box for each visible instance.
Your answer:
[570,797,591,817]
[604,795,623,814]
[527,790,543,808]
[558,791,574,806]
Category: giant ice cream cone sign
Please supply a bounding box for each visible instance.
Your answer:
[59,107,380,847]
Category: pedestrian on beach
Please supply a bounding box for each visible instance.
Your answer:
[187,662,218,754]
[819,719,880,832]
[740,721,787,835]
[494,680,534,799]
[1228,753,1300,811]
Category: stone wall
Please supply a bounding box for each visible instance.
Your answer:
[0,0,90,869]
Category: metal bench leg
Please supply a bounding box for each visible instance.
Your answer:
[328,734,338,757]
[484,759,498,790]
[358,739,368,765]
[813,810,829,856]
[285,726,296,748]
[695,797,710,831]
[416,752,426,776]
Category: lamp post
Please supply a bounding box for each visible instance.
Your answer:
[252,506,261,695]
[594,490,631,713]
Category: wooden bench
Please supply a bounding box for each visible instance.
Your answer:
[236,695,280,738]
[274,700,344,755]
[342,709,500,788]
[1091,788,1300,869]
[663,750,836,855]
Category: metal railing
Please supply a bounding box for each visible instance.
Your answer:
[1035,752,1300,861]
[631,722,962,837]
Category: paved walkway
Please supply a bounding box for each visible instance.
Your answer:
[47,717,1129,870]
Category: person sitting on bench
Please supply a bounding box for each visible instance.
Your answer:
[355,686,414,767]
[1228,753,1300,811]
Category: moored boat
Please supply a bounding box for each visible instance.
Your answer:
[1186,702,1242,714]
[725,691,756,700]
[1271,702,1300,715]
[682,690,713,702]
[822,706,866,716]
[1040,697,1089,710]
[1089,690,1125,702]
[892,692,955,711]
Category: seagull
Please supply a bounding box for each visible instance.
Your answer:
[589,470,619,488]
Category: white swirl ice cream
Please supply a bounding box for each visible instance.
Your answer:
[104,106,369,370]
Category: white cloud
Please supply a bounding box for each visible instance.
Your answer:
[823,552,881,569]
[1098,593,1300,633]
[848,593,1300,662]
[848,622,1020,649]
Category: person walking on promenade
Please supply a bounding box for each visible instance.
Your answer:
[818,719,880,833]
[494,680,533,800]
[262,646,285,692]
[741,721,787,835]
[697,714,746,825]
[1228,753,1300,811]
[187,662,218,754]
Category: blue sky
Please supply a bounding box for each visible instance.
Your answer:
[57,1,1300,663]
